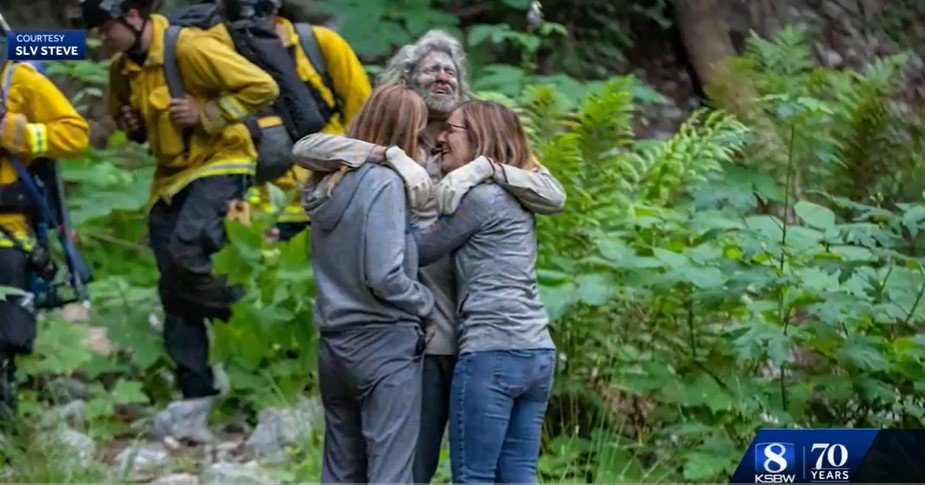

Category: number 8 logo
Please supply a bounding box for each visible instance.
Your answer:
[763,443,790,473]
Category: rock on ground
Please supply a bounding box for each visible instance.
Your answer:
[201,461,274,485]
[153,472,200,485]
[54,399,87,428]
[39,425,96,469]
[112,443,173,481]
[205,439,243,465]
[46,377,89,403]
[244,397,322,461]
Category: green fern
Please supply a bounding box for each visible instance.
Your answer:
[726,28,924,204]
[830,54,913,201]
[744,27,815,78]
[525,77,751,261]
[521,85,568,146]
[629,109,751,206]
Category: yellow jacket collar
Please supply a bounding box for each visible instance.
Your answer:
[121,14,169,74]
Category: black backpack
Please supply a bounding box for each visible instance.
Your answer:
[162,3,327,183]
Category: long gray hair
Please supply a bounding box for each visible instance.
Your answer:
[377,29,471,98]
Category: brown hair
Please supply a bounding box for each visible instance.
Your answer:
[347,83,427,159]
[454,100,535,170]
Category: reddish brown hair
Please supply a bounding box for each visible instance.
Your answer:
[347,83,427,159]
[454,100,535,170]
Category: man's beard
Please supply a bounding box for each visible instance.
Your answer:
[415,86,458,115]
[424,93,457,114]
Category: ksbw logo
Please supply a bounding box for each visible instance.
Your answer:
[754,442,796,483]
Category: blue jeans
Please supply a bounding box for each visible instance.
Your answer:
[449,349,556,483]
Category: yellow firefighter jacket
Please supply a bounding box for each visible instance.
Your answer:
[106,14,279,210]
[0,61,90,249]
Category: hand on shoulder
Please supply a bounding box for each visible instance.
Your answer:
[384,146,434,212]
[436,156,497,215]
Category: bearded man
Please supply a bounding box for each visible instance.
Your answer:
[292,29,565,483]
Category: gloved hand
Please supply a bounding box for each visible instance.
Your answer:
[436,156,497,215]
[0,112,30,155]
[385,146,434,213]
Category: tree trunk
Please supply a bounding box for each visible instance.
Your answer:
[675,0,793,180]
[676,0,798,213]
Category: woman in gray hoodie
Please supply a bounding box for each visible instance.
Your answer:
[412,100,556,484]
[301,84,435,484]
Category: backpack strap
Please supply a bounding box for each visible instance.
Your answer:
[163,26,186,99]
[295,23,342,118]
[162,25,191,152]
[1,61,14,105]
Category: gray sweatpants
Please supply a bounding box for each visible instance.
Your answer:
[318,325,426,484]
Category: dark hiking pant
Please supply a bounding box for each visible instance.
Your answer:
[148,175,247,399]
[0,248,35,356]
[0,247,33,422]
[318,325,426,484]
[413,354,457,483]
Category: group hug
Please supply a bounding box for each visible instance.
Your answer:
[294,30,566,484]
[0,0,566,482]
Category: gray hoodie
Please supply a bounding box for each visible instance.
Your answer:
[413,184,554,354]
[302,163,435,332]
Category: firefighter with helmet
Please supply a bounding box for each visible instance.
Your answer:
[73,0,278,444]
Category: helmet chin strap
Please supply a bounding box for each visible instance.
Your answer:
[118,15,149,56]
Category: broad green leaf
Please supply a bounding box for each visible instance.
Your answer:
[679,266,726,289]
[690,209,745,231]
[18,321,94,376]
[621,256,662,269]
[856,378,895,403]
[689,244,723,264]
[828,245,877,262]
[576,274,614,305]
[836,336,889,372]
[404,9,458,36]
[539,282,576,320]
[683,451,734,482]
[795,200,836,230]
[652,248,689,267]
[766,330,794,365]
[745,215,784,241]
[683,374,733,413]
[795,267,840,294]
[111,379,149,405]
[472,64,526,95]
[786,226,824,252]
[901,205,925,237]
[467,24,504,47]
[596,238,634,262]
[536,269,571,285]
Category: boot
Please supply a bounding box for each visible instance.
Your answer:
[153,395,218,445]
